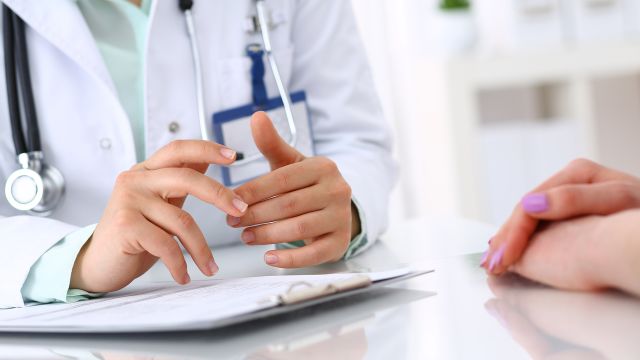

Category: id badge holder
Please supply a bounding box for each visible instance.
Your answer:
[212,45,315,187]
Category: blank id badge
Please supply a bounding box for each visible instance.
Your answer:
[212,91,315,186]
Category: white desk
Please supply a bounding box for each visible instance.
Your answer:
[1,217,639,359]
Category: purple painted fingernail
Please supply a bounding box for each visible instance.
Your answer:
[489,244,506,272]
[521,193,549,213]
[488,237,494,245]
[480,250,490,267]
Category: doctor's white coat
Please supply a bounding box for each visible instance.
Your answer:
[0,0,396,308]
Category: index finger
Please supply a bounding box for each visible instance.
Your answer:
[133,140,240,171]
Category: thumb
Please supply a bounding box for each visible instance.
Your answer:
[251,111,304,169]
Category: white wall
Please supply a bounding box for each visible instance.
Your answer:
[351,0,640,227]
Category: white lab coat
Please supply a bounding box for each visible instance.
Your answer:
[0,0,395,307]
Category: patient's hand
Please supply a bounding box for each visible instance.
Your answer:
[483,159,640,276]
[497,210,640,296]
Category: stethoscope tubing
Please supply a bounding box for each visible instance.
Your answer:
[3,5,42,155]
[182,0,298,167]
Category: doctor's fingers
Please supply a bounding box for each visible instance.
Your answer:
[123,168,248,217]
[226,185,329,228]
[264,232,351,268]
[520,181,640,221]
[133,140,240,171]
[240,209,349,247]
[141,200,217,277]
[133,220,190,285]
[234,158,338,205]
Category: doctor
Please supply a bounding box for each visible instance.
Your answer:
[0,0,395,308]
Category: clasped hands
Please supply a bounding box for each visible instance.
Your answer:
[482,158,640,296]
[71,112,357,293]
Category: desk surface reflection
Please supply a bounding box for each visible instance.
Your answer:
[1,217,638,359]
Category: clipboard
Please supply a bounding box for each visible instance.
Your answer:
[0,269,433,334]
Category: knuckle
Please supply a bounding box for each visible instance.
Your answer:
[554,188,578,208]
[316,157,338,174]
[281,196,297,213]
[304,246,322,266]
[615,182,639,206]
[236,184,257,203]
[567,158,596,174]
[176,167,198,179]
[213,181,229,201]
[278,252,295,268]
[329,181,352,200]
[295,221,309,238]
[176,210,195,228]
[247,208,258,224]
[114,171,137,188]
[276,172,291,190]
[165,140,184,154]
[195,140,211,158]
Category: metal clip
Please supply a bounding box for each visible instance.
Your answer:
[277,275,372,305]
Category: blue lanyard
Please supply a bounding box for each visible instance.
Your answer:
[246,44,268,109]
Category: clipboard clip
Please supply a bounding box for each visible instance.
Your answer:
[277,275,373,305]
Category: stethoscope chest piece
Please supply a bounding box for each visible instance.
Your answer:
[4,152,64,216]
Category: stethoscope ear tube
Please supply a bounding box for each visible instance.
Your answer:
[3,5,27,155]
[3,5,41,154]
[12,7,41,152]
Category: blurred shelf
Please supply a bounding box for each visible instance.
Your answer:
[422,41,640,89]
[410,41,640,222]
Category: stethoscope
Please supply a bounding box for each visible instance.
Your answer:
[3,0,297,215]
[181,0,297,166]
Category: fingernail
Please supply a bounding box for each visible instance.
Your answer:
[265,254,279,265]
[233,198,248,213]
[220,148,236,160]
[208,259,219,275]
[182,273,191,284]
[228,216,241,226]
[489,244,506,272]
[242,230,256,244]
[522,193,548,213]
[488,237,494,245]
[480,250,490,267]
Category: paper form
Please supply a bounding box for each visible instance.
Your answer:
[0,269,412,333]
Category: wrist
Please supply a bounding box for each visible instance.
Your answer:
[350,201,361,239]
[586,211,640,294]
[70,237,91,291]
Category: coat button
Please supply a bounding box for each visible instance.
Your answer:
[168,121,180,133]
[99,138,112,150]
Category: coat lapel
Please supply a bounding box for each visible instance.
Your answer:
[2,0,117,95]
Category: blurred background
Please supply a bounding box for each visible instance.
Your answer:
[350,0,640,229]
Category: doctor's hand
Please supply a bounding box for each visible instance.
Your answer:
[484,159,640,275]
[70,140,248,293]
[226,112,359,268]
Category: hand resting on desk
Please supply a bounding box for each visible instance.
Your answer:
[482,159,640,296]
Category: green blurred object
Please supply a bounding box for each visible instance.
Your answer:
[439,0,470,11]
